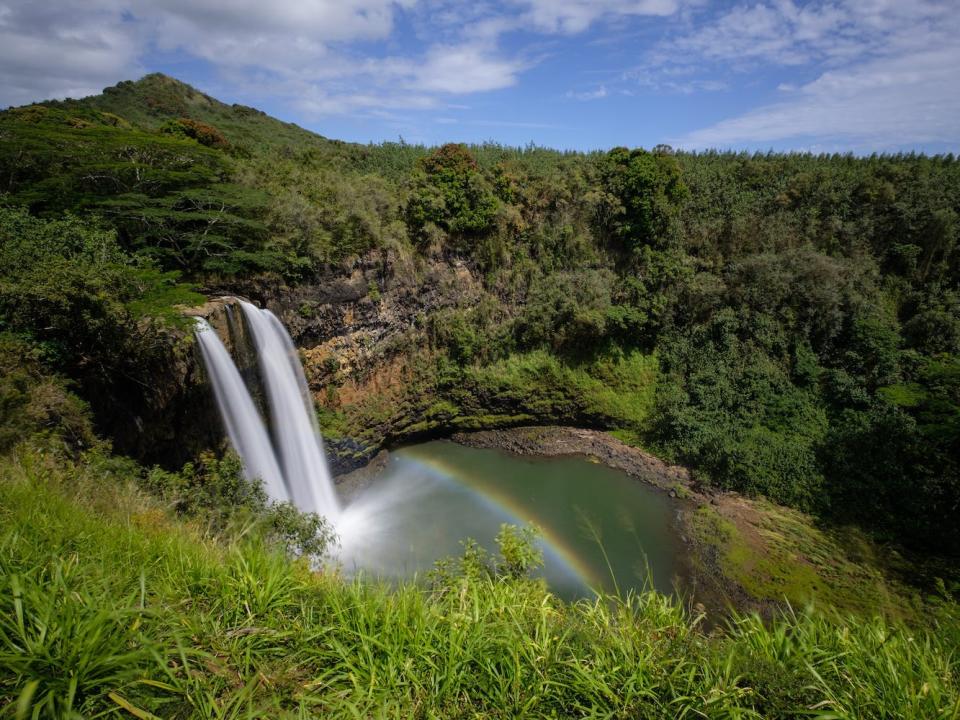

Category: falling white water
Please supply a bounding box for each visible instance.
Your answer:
[194,319,289,504]
[239,301,341,520]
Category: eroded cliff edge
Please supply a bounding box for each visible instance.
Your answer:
[126,250,489,471]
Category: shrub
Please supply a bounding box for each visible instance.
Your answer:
[406,143,499,250]
[160,117,230,148]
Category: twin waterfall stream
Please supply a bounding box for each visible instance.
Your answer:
[194,301,340,522]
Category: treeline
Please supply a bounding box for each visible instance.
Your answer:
[1,75,957,555]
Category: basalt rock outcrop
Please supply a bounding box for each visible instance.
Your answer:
[223,250,481,383]
[104,297,257,469]
[202,250,487,473]
[113,251,485,472]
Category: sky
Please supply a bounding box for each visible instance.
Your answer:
[1,0,958,153]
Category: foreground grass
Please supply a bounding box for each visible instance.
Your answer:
[1,446,959,719]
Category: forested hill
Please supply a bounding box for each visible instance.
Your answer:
[1,74,958,560]
[54,72,332,151]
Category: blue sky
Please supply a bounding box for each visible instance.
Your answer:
[1,0,958,152]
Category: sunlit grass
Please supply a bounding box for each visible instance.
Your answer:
[1,444,958,718]
[464,348,659,431]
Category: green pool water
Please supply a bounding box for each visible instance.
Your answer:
[335,440,681,599]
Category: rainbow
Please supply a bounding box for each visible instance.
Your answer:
[397,447,607,592]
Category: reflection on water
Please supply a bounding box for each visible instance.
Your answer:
[335,440,679,599]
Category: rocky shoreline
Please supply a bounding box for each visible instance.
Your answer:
[450,425,691,494]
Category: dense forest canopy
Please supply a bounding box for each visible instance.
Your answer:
[1,73,958,559]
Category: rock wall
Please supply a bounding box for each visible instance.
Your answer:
[113,297,256,469]
[115,251,484,472]
[229,250,481,385]
[206,250,487,472]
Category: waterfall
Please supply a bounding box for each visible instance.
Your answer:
[194,318,289,504]
[193,303,340,522]
[240,301,340,520]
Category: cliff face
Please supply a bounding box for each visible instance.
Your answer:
[209,250,488,473]
[102,323,219,469]
[242,250,481,379]
[111,300,244,468]
[121,251,482,473]
[116,249,638,476]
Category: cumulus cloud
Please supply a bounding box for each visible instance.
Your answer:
[655,0,960,148]
[0,0,685,113]
[145,0,404,42]
[295,88,437,117]
[0,0,414,107]
[139,0,407,75]
[675,45,960,149]
[414,45,525,93]
[0,1,141,106]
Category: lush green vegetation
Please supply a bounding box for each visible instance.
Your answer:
[1,73,959,717]
[3,74,959,553]
[2,442,958,719]
[2,72,959,549]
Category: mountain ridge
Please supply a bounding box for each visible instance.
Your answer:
[38,72,334,154]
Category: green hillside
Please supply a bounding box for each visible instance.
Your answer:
[1,74,959,718]
[50,73,332,154]
[2,74,958,553]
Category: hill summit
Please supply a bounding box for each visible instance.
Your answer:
[43,73,328,152]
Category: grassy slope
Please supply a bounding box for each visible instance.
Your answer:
[61,73,332,154]
[689,497,940,620]
[2,445,959,719]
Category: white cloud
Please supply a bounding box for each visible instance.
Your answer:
[519,0,680,34]
[674,44,960,149]
[139,0,408,76]
[145,0,404,42]
[647,0,955,77]
[0,0,412,107]
[0,1,141,106]
[295,88,438,117]
[411,45,524,93]
[665,2,841,66]
[250,42,523,117]
[651,0,960,149]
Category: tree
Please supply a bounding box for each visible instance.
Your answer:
[602,147,688,252]
[405,144,499,251]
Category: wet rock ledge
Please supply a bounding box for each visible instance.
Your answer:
[451,426,690,494]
